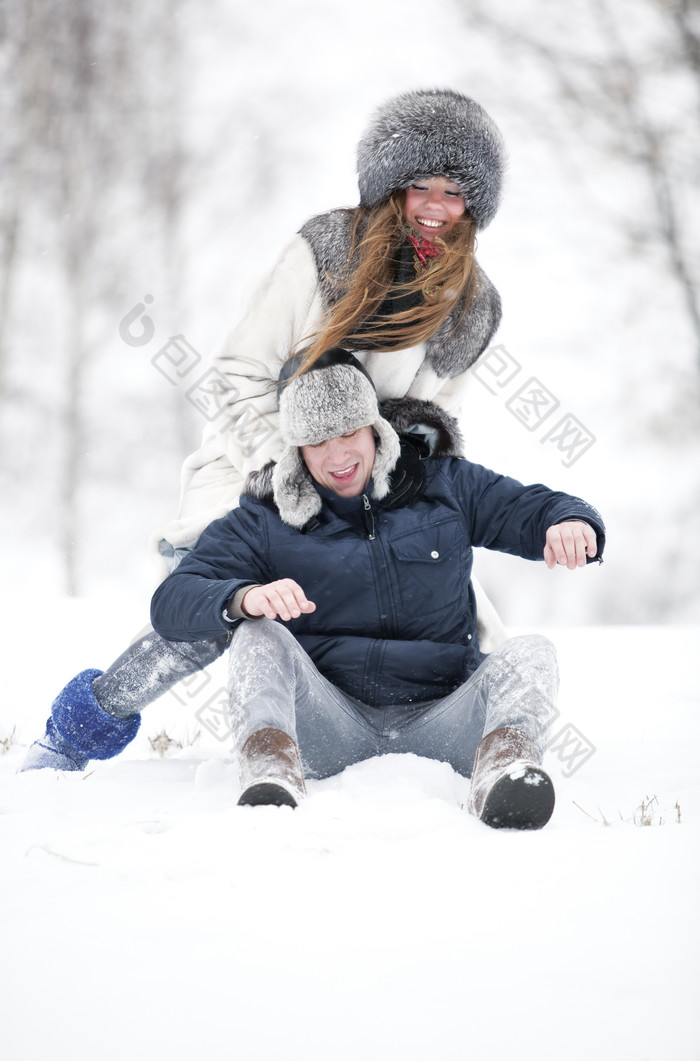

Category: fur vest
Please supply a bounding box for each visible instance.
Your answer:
[300,209,502,380]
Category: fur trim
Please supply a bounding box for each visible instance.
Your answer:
[356,89,506,229]
[427,265,501,378]
[298,209,356,308]
[299,209,501,379]
[370,417,402,498]
[51,669,141,760]
[379,397,465,456]
[245,462,275,501]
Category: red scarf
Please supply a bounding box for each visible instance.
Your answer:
[407,230,442,271]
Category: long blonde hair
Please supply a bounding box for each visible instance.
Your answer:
[297,190,478,373]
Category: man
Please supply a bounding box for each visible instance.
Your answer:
[150,349,605,829]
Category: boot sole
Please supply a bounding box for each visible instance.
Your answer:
[480,766,555,830]
[237,782,298,808]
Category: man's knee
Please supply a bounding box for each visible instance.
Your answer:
[481,635,560,711]
[494,633,558,672]
[229,618,298,660]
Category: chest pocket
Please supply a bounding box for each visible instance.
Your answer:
[387,517,468,619]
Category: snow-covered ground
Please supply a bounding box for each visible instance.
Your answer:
[2,3,697,1056]
[1,599,698,1060]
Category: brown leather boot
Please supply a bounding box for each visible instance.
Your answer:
[468,726,555,830]
[237,727,307,808]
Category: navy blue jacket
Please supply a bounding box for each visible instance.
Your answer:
[150,455,605,707]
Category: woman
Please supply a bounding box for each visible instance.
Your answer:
[162,88,504,567]
[22,87,508,772]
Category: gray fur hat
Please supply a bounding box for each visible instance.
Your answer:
[273,349,401,528]
[356,88,505,229]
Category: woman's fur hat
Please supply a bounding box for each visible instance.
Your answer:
[273,349,401,528]
[356,88,505,229]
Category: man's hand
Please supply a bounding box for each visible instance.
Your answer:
[242,579,316,621]
[544,521,598,570]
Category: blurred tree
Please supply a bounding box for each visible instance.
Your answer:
[0,0,187,594]
[452,0,700,364]
[669,0,700,89]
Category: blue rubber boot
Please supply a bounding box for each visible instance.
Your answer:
[19,669,141,773]
[20,717,90,772]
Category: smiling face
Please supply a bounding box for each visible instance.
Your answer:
[301,426,376,498]
[402,176,466,240]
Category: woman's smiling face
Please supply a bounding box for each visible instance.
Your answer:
[402,177,466,239]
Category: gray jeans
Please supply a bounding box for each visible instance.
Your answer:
[227,620,559,780]
[93,629,230,718]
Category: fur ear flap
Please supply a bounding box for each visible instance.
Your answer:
[370,420,401,500]
[272,447,323,529]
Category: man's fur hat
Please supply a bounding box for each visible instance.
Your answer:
[273,349,401,528]
[356,88,505,229]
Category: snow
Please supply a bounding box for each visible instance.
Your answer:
[2,2,699,1055]
[1,599,698,1060]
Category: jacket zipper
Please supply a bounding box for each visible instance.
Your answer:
[362,494,376,540]
[361,493,397,635]
[360,493,391,703]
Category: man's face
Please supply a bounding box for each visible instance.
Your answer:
[301,426,376,498]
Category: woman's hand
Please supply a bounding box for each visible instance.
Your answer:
[544,521,598,570]
[242,579,316,621]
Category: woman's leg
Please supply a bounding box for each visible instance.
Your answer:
[20,628,230,771]
[93,628,230,718]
